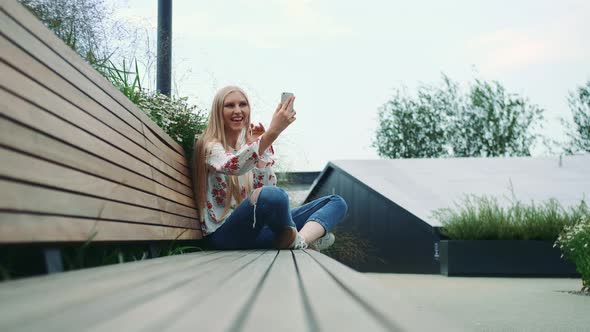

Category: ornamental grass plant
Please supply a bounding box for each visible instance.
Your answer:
[433,195,589,241]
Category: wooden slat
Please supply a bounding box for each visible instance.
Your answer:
[0,45,189,182]
[0,147,197,218]
[0,251,231,331]
[0,180,197,230]
[164,250,278,331]
[85,251,266,332]
[0,10,188,176]
[0,251,217,298]
[306,250,461,331]
[240,249,309,331]
[142,122,189,172]
[5,252,248,332]
[293,250,387,331]
[0,213,199,243]
[0,0,187,158]
[0,250,440,331]
[0,40,191,183]
[0,85,193,197]
[0,117,194,207]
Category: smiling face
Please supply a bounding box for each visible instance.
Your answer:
[222,91,250,134]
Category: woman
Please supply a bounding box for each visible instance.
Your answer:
[193,86,347,250]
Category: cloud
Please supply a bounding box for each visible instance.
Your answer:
[469,13,590,72]
[172,1,355,49]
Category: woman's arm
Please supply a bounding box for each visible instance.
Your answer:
[249,96,296,155]
[207,140,264,176]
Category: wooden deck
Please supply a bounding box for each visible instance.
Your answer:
[0,250,412,331]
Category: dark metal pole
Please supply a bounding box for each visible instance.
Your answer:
[157,0,172,96]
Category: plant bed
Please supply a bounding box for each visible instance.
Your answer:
[439,240,579,277]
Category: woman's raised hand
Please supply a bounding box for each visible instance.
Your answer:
[246,122,266,144]
[256,96,295,155]
[267,96,296,136]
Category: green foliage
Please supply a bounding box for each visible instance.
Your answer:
[95,59,143,104]
[433,195,589,241]
[20,0,114,68]
[563,80,590,154]
[373,74,545,158]
[137,90,207,158]
[373,76,458,158]
[97,59,207,158]
[555,217,590,292]
[452,79,544,157]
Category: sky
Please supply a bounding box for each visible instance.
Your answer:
[111,0,590,171]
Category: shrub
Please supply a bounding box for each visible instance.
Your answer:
[98,59,207,158]
[433,195,589,241]
[555,217,590,292]
[137,90,207,158]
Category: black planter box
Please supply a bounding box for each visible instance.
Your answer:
[439,240,579,277]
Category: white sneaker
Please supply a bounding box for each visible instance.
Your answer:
[290,232,308,250]
[310,232,335,251]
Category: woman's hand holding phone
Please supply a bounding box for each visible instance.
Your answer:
[268,95,296,136]
[257,94,296,155]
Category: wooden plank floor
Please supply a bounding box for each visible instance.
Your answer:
[0,250,410,332]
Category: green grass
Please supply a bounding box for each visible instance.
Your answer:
[433,195,589,241]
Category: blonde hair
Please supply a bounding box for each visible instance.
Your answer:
[193,86,253,220]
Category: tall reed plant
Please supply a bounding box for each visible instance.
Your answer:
[433,195,589,241]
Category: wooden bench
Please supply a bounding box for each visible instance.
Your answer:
[0,0,200,260]
[0,1,459,330]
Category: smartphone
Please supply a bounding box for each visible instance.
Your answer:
[281,92,295,112]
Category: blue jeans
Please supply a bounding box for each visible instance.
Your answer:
[206,186,348,249]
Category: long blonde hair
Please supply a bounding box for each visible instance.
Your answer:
[193,86,253,220]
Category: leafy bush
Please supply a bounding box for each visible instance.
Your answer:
[98,59,207,158]
[555,217,590,291]
[433,195,589,240]
[373,74,545,159]
[563,80,590,154]
[137,90,207,158]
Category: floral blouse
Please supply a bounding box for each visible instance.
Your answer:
[201,137,277,235]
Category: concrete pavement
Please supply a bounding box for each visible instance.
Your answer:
[366,273,589,331]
